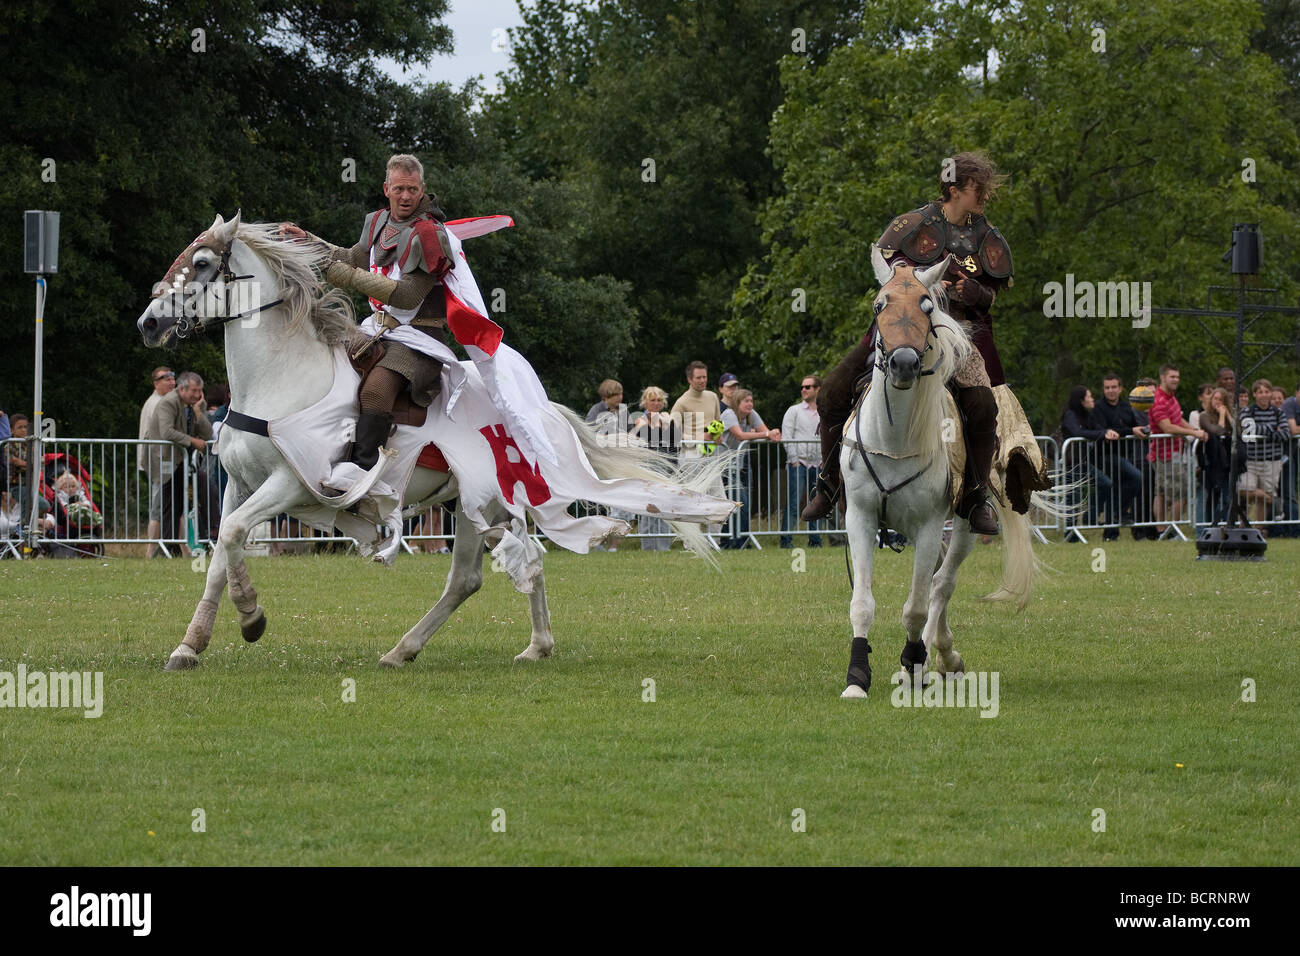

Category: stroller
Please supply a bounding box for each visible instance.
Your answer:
[38,452,105,556]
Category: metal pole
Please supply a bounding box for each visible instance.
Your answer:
[27,276,46,554]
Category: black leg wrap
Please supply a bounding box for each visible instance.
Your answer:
[900,639,928,670]
[846,637,873,692]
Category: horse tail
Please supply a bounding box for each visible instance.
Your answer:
[552,404,729,565]
[981,497,1037,608]
[980,479,1080,607]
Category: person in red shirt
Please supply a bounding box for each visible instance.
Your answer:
[1146,364,1207,533]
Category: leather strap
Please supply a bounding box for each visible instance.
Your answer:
[224,409,270,437]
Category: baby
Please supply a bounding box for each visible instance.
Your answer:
[53,470,102,527]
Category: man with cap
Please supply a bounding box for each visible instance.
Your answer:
[718,372,740,413]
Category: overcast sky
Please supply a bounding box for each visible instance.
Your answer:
[378,0,526,96]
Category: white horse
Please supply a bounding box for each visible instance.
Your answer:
[839,247,1047,699]
[138,213,727,672]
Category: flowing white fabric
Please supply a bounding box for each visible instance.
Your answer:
[253,349,735,587]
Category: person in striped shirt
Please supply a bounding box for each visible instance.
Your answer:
[1239,378,1292,526]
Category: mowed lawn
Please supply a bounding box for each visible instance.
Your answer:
[0,537,1295,866]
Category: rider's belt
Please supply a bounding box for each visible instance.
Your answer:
[374,312,446,334]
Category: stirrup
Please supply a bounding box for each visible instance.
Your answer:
[802,476,839,522]
[959,490,999,535]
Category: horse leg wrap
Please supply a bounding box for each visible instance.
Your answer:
[900,639,928,684]
[182,599,219,653]
[228,562,267,642]
[846,637,873,692]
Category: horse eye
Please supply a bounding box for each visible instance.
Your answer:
[920,298,934,314]
[873,298,885,314]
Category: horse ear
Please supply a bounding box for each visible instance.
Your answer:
[212,210,241,245]
[870,245,893,287]
[914,254,951,290]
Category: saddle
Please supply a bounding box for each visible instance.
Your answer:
[843,381,1050,514]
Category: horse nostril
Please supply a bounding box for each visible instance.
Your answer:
[143,316,158,331]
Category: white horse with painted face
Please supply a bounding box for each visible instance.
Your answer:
[839,246,1048,699]
[138,213,732,672]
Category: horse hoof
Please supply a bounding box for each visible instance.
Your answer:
[240,607,267,643]
[841,684,868,699]
[164,646,199,670]
[514,643,552,662]
[378,651,407,669]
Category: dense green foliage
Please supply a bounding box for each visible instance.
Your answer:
[1,543,1295,864]
[728,0,1300,429]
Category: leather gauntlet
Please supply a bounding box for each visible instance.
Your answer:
[325,261,398,303]
[955,276,995,312]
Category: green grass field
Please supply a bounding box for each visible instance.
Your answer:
[0,537,1295,865]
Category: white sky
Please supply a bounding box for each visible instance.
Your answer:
[378,0,526,96]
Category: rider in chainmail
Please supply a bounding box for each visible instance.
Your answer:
[282,154,454,469]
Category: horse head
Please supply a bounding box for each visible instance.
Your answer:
[138,211,243,346]
[869,245,951,390]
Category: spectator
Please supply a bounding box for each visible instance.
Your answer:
[204,382,232,500]
[632,386,679,551]
[717,372,740,413]
[586,379,627,429]
[1199,387,1236,524]
[1060,386,1117,539]
[1217,367,1236,397]
[148,371,218,555]
[138,367,176,554]
[719,388,780,550]
[1239,378,1289,529]
[1188,384,1215,523]
[1094,372,1146,538]
[5,413,28,495]
[1147,364,1206,536]
[780,375,822,548]
[1237,387,1249,411]
[1279,382,1300,536]
[0,398,9,488]
[670,361,722,458]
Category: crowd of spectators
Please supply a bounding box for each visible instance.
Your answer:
[1058,365,1298,539]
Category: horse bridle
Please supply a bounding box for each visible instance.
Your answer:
[167,240,284,339]
[871,311,943,429]
[849,283,947,552]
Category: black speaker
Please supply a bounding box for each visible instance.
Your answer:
[1195,525,1267,560]
[1230,223,1261,275]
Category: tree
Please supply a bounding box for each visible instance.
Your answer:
[487,0,866,406]
[727,0,1300,430]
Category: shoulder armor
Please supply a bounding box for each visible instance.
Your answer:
[362,209,389,249]
[877,205,945,264]
[979,226,1013,279]
[402,218,453,275]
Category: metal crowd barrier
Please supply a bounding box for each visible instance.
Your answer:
[14,429,1288,560]
[1055,432,1300,541]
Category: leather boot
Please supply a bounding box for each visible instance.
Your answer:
[349,412,394,470]
[802,423,843,522]
[957,485,999,535]
[956,385,999,535]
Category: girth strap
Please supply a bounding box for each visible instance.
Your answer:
[224,409,270,437]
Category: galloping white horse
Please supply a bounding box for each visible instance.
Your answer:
[839,246,1047,699]
[138,213,730,672]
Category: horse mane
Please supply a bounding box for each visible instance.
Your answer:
[902,280,975,461]
[235,222,357,346]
